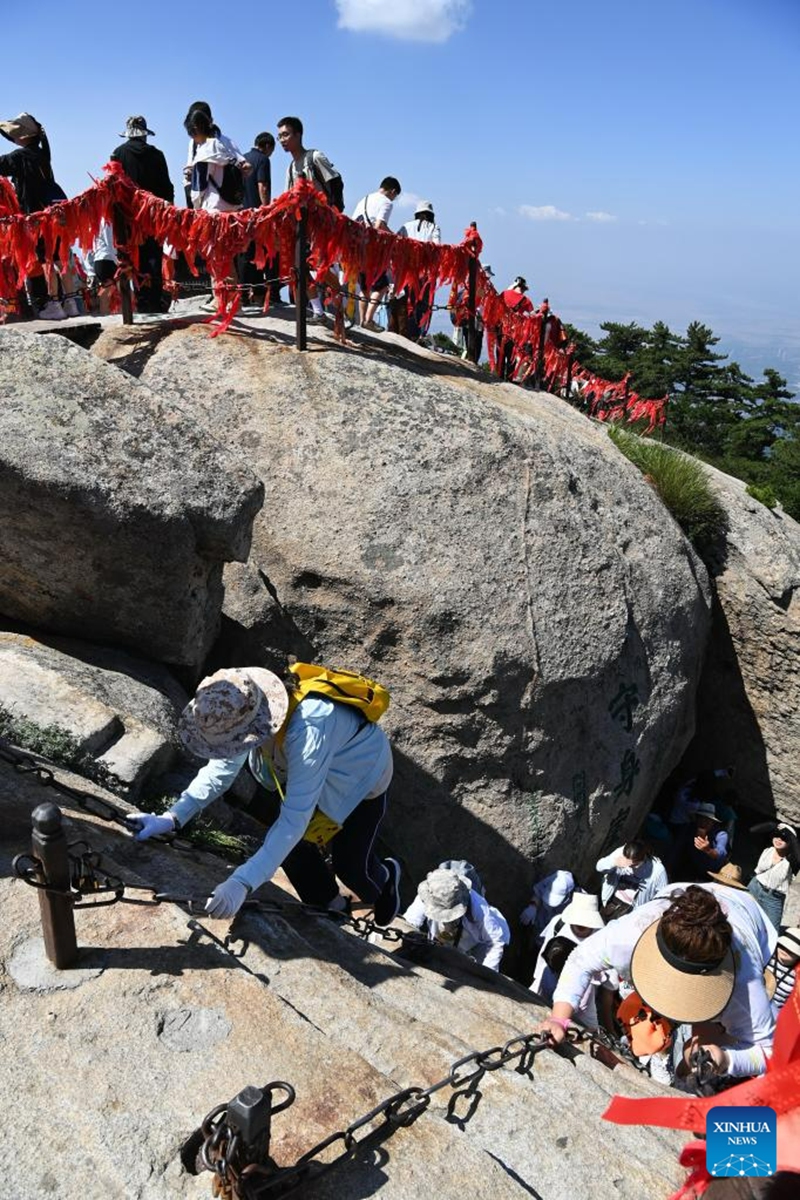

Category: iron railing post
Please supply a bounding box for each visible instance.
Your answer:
[295,207,308,351]
[31,802,78,969]
[112,203,134,325]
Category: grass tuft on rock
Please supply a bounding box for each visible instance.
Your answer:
[608,426,729,548]
[0,705,121,792]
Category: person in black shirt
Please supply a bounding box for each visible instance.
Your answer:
[0,111,67,319]
[110,116,175,313]
[239,132,274,307]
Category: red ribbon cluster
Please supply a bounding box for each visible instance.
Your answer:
[0,164,667,428]
[603,979,800,1194]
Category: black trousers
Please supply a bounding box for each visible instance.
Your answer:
[238,789,389,907]
[137,236,164,313]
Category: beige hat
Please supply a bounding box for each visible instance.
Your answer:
[561,892,605,930]
[0,113,40,143]
[417,868,471,924]
[179,667,288,759]
[414,199,434,216]
[707,862,748,889]
[630,917,735,1023]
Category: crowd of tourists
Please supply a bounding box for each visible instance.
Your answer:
[124,662,799,1102]
[0,105,542,348]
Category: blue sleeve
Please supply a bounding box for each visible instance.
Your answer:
[170,754,249,827]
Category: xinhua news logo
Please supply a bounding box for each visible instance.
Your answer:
[706,1106,777,1177]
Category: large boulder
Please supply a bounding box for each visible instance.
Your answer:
[1,758,686,1200]
[0,629,189,796]
[93,320,712,915]
[691,466,800,822]
[0,329,263,671]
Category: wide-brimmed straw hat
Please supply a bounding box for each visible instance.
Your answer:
[707,862,748,889]
[0,113,40,143]
[630,916,735,1023]
[417,868,471,924]
[179,667,288,759]
[560,892,604,930]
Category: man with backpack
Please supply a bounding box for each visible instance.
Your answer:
[277,116,345,323]
[127,665,401,924]
[110,116,175,313]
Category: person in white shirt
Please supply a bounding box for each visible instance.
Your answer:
[595,839,668,920]
[182,101,248,204]
[403,865,509,972]
[747,821,798,930]
[396,199,441,340]
[531,892,609,1028]
[351,176,401,332]
[541,883,776,1081]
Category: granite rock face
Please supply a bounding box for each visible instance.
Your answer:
[691,466,800,822]
[0,758,686,1200]
[0,629,188,795]
[98,321,715,915]
[0,330,263,670]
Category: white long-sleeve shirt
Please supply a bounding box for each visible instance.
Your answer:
[751,847,793,895]
[170,698,392,893]
[553,883,777,1077]
[595,847,668,908]
[403,888,510,972]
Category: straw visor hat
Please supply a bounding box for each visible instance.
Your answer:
[179,668,288,759]
[630,914,735,1023]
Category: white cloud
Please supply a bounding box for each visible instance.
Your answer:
[492,206,507,217]
[518,204,572,222]
[335,0,471,42]
[585,210,616,222]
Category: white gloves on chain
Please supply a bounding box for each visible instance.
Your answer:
[126,813,177,841]
[205,877,250,919]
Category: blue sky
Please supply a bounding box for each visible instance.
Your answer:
[3,0,799,375]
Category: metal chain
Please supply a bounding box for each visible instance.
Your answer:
[193,1026,566,1199]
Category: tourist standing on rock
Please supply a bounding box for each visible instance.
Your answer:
[767,927,800,1017]
[402,865,510,972]
[110,116,174,314]
[540,883,777,1081]
[498,276,533,380]
[747,821,798,930]
[0,112,67,320]
[238,132,275,307]
[127,668,401,923]
[278,116,344,323]
[596,839,668,921]
[396,199,441,341]
[351,176,402,333]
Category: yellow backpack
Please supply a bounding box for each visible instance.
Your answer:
[264,662,390,848]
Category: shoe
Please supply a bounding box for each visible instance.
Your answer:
[363,320,384,334]
[62,297,80,317]
[373,858,401,926]
[200,295,218,313]
[307,312,327,325]
[38,300,66,321]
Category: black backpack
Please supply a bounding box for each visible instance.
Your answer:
[213,162,244,207]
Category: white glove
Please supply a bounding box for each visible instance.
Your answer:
[205,877,250,919]
[519,903,539,927]
[127,813,176,841]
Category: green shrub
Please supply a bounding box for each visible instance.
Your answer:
[745,482,778,510]
[608,426,728,547]
[0,705,120,791]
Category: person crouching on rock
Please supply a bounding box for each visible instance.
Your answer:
[127,668,401,923]
[539,883,776,1083]
[402,866,510,972]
